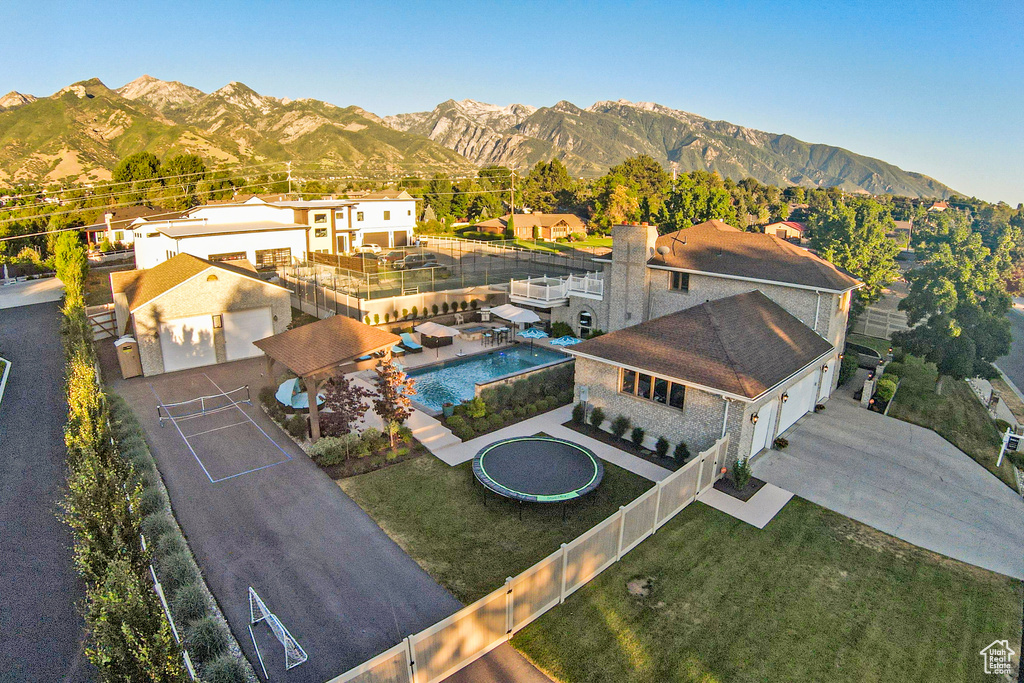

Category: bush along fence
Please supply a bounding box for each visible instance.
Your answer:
[328,435,730,683]
[55,231,251,683]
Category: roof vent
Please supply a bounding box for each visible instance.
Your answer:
[656,245,670,256]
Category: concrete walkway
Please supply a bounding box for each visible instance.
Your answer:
[433,404,674,482]
[0,277,64,309]
[752,387,1024,579]
[697,484,793,529]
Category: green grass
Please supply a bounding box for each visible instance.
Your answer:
[847,332,891,356]
[339,454,653,603]
[888,355,1016,488]
[83,263,133,306]
[513,498,1022,683]
[511,237,612,254]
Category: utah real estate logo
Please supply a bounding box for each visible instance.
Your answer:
[979,640,1015,676]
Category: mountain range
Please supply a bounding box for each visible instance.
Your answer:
[0,76,955,198]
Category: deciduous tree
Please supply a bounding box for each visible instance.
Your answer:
[319,376,371,437]
[373,360,416,446]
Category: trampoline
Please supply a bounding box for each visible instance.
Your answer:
[473,436,604,505]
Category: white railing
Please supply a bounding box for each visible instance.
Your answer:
[510,272,603,303]
[328,434,729,683]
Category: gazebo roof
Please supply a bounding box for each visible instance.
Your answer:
[254,315,400,378]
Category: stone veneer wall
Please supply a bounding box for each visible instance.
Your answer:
[134,272,291,376]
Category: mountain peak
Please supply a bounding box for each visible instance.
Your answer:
[117,75,205,114]
[0,91,37,110]
[210,81,281,114]
[53,78,112,100]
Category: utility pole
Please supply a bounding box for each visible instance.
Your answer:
[287,161,293,196]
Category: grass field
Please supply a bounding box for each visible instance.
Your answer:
[511,237,612,254]
[339,454,652,603]
[888,355,1016,488]
[513,498,1022,683]
[84,263,133,306]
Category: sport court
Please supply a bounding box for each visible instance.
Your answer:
[149,372,292,483]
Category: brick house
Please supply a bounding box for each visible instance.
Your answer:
[549,219,861,465]
[110,254,292,376]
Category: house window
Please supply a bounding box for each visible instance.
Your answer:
[335,211,346,219]
[578,310,593,337]
[407,210,412,216]
[314,227,328,238]
[619,368,686,410]
[313,214,327,223]
[254,248,291,269]
[209,252,246,262]
[383,210,391,220]
[114,231,124,241]
[356,211,364,221]
[670,271,689,292]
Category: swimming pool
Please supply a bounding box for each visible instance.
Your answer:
[408,346,568,412]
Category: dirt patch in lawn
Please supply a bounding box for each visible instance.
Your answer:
[713,475,766,502]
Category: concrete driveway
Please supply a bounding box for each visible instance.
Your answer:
[752,389,1024,579]
[0,277,64,309]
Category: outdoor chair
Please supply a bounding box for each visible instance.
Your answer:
[399,332,423,353]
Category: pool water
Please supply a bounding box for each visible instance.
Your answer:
[408,346,567,412]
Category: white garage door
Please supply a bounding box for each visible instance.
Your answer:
[160,314,217,373]
[223,307,274,361]
[750,398,778,459]
[777,371,818,435]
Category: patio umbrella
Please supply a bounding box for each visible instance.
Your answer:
[275,378,325,410]
[517,326,549,350]
[549,335,583,347]
[491,303,541,325]
[415,321,461,356]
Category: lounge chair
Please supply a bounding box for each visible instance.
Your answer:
[399,332,423,353]
[391,343,407,358]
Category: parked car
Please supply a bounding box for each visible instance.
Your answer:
[354,244,382,254]
[379,250,405,266]
[393,253,440,270]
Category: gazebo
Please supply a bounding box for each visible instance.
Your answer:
[254,316,400,442]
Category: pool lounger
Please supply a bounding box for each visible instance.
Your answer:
[399,332,423,353]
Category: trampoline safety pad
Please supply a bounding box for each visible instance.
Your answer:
[472,436,604,503]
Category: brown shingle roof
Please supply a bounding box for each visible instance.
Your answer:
[648,220,860,292]
[253,316,401,378]
[476,213,585,230]
[110,254,270,311]
[568,291,834,400]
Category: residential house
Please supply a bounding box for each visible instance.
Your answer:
[928,200,949,212]
[475,212,586,241]
[131,191,417,269]
[83,206,181,247]
[539,219,861,464]
[762,220,805,241]
[110,254,292,376]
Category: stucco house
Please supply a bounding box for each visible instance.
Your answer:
[544,219,861,465]
[110,254,291,376]
[475,212,587,241]
[131,191,418,269]
[762,220,805,241]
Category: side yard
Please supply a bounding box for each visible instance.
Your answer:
[887,354,1017,488]
[512,499,1022,683]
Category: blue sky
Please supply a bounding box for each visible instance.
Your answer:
[2,1,1022,204]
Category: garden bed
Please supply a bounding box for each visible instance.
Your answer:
[713,475,766,502]
[561,419,682,472]
[318,437,427,479]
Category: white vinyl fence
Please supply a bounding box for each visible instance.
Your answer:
[328,435,730,683]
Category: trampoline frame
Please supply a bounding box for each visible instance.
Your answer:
[472,436,604,503]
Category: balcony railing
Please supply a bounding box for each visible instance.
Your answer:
[509,272,604,306]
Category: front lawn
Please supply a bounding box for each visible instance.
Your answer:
[888,355,1016,488]
[513,498,1022,683]
[512,237,612,254]
[846,332,891,356]
[339,454,653,603]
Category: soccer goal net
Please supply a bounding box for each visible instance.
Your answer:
[249,587,308,672]
[157,385,251,425]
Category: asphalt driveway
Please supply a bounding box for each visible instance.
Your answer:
[101,347,549,683]
[0,302,92,682]
[752,388,1024,579]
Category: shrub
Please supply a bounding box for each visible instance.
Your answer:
[465,396,487,419]
[838,354,859,386]
[447,415,468,433]
[513,405,527,419]
[773,436,789,449]
[814,403,826,413]
[157,550,198,594]
[486,413,504,431]
[733,458,752,489]
[156,532,189,558]
[185,616,228,663]
[673,441,690,464]
[402,308,409,318]
[610,415,630,439]
[362,427,386,452]
[884,361,905,378]
[472,417,489,433]
[874,378,897,402]
[384,313,390,323]
[500,409,515,424]
[630,426,646,448]
[171,583,209,625]
[141,512,175,543]
[267,400,285,422]
[258,385,275,408]
[411,306,418,318]
[572,402,586,424]
[309,435,354,466]
[201,654,247,683]
[286,414,307,439]
[470,299,480,309]
[453,426,475,441]
[879,372,899,386]
[551,321,573,338]
[442,302,450,314]
[525,403,539,417]
[139,487,167,516]
[655,436,670,459]
[590,406,606,429]
[398,425,413,443]
[374,313,380,325]
[432,304,439,315]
